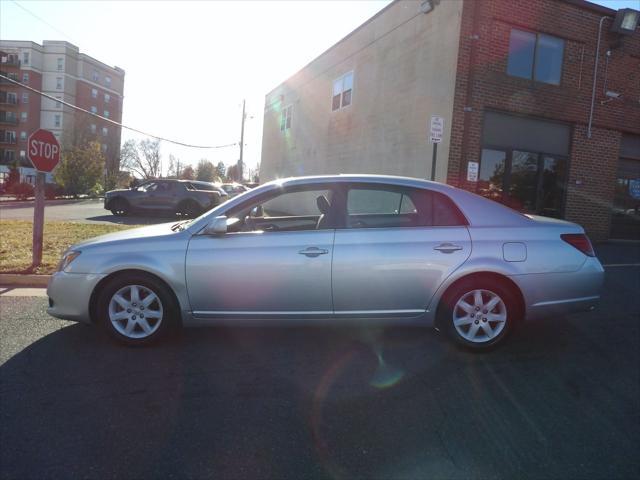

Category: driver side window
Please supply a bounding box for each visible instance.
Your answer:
[233,188,334,232]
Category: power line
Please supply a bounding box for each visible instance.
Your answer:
[10,1,78,44]
[0,74,237,149]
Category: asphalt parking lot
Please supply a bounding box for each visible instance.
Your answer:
[0,199,170,225]
[0,244,638,480]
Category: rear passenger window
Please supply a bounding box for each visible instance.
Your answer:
[345,186,466,228]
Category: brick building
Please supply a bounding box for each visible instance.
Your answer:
[260,0,640,240]
[0,40,125,185]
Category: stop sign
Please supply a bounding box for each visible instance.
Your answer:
[27,129,61,172]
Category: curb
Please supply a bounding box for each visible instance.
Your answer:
[0,274,51,288]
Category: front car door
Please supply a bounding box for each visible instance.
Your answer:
[332,183,472,317]
[185,184,338,318]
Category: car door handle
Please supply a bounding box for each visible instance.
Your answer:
[299,247,329,257]
[434,243,463,253]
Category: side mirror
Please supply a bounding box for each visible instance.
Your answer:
[204,216,228,235]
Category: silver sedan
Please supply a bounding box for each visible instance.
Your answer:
[47,175,604,350]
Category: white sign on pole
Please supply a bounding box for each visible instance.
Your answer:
[467,161,479,182]
[429,115,444,144]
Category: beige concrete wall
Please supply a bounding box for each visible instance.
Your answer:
[260,0,463,182]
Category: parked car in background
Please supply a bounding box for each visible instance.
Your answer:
[218,183,249,197]
[104,179,227,218]
[50,175,603,349]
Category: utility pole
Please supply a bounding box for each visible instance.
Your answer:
[238,99,245,182]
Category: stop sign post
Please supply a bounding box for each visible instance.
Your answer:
[27,129,61,268]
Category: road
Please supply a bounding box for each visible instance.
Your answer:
[0,199,171,225]
[0,245,639,479]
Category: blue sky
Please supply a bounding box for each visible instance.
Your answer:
[1,0,637,177]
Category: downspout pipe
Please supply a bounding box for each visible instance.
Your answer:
[587,16,611,139]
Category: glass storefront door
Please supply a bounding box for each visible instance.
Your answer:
[479,148,567,218]
[610,158,640,240]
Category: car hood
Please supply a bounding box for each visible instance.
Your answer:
[72,222,179,249]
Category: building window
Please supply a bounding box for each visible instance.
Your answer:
[91,88,98,99]
[332,71,353,111]
[92,70,99,82]
[507,29,564,85]
[90,124,97,134]
[104,110,110,118]
[104,93,110,103]
[20,131,27,141]
[105,76,111,87]
[101,144,108,152]
[57,57,63,71]
[90,106,97,114]
[22,72,29,83]
[280,105,292,131]
[5,131,16,143]
[19,150,26,160]
[55,97,62,108]
[22,52,29,65]
[20,112,27,122]
[56,77,63,89]
[102,127,108,136]
[21,93,28,104]
[53,115,61,127]
[7,92,17,104]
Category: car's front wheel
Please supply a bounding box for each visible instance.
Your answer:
[110,198,130,216]
[96,273,178,346]
[439,279,519,350]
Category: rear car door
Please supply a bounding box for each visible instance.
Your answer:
[332,184,471,316]
[185,184,338,317]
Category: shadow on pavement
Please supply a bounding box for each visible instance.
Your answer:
[1,310,638,479]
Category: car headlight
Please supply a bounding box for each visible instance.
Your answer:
[57,250,81,272]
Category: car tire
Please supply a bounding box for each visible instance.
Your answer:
[110,198,130,216]
[438,278,519,351]
[96,273,179,346]
[177,200,201,218]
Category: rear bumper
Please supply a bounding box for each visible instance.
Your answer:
[47,271,106,323]
[511,257,605,321]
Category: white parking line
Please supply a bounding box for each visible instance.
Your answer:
[602,263,640,268]
[0,287,48,297]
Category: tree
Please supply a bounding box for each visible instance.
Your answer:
[54,141,105,197]
[216,161,226,181]
[120,139,162,179]
[196,159,216,182]
[226,164,240,182]
[180,165,195,180]
[167,154,182,178]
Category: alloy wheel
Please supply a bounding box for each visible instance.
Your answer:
[452,289,507,343]
[108,284,163,339]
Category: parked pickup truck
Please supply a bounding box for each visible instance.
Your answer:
[104,179,228,218]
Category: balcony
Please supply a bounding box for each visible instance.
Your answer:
[0,112,19,125]
[0,56,20,67]
[0,131,17,145]
[0,93,18,106]
[0,73,20,85]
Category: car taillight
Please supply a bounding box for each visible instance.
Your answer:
[561,233,595,257]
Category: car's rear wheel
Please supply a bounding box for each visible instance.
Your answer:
[96,273,178,346]
[439,279,518,350]
[110,198,129,216]
[177,200,201,218]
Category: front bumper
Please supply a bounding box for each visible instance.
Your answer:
[512,256,605,321]
[47,271,106,323]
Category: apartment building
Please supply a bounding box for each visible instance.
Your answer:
[0,40,125,184]
[261,0,640,240]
